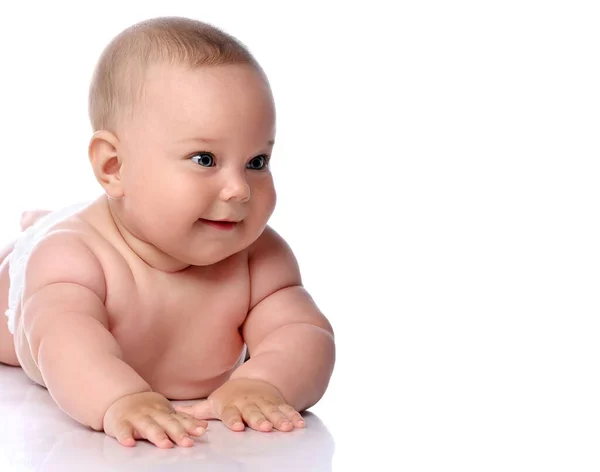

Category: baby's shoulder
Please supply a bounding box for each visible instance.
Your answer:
[247,225,301,273]
[30,203,109,257]
[14,200,112,295]
[248,225,291,257]
[21,219,107,303]
[246,225,302,306]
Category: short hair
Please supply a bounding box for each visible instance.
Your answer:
[88,16,261,132]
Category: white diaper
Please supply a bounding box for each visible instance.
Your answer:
[4,202,90,334]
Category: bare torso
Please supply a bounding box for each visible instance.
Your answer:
[3,198,251,400]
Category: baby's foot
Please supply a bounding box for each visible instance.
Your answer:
[20,210,51,231]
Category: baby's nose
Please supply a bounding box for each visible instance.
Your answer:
[220,173,251,202]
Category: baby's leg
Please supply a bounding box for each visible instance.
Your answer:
[0,242,19,366]
[0,210,50,366]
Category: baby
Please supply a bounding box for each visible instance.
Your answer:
[0,17,335,449]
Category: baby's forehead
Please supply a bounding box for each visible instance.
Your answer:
[122,62,275,141]
[138,62,273,113]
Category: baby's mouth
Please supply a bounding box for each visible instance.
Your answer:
[198,218,239,231]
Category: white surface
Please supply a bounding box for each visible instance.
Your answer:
[3,350,600,471]
[0,365,335,471]
[1,1,600,470]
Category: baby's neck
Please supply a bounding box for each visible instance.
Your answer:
[102,196,191,273]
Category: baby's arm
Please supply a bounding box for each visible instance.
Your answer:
[230,227,336,411]
[22,233,151,428]
[21,233,206,447]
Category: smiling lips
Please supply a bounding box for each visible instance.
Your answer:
[198,218,239,231]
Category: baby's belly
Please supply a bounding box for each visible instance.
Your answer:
[123,335,247,400]
[152,367,241,400]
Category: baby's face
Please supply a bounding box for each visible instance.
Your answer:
[116,62,277,266]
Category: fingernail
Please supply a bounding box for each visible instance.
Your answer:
[195,426,206,433]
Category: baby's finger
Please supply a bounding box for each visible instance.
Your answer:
[134,416,173,449]
[176,412,208,437]
[114,420,136,447]
[241,403,273,432]
[278,403,305,429]
[157,415,195,447]
[221,404,245,431]
[257,400,293,432]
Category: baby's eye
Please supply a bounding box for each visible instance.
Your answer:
[190,152,215,167]
[246,154,269,170]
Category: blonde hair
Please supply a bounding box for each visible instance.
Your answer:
[88,16,260,132]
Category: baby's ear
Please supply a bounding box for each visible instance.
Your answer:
[88,130,123,199]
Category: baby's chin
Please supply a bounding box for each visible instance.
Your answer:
[154,220,268,267]
[171,241,249,267]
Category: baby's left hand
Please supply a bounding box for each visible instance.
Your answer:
[175,378,305,432]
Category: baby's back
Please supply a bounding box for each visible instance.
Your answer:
[9,197,250,399]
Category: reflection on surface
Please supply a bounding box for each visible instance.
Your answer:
[0,365,335,471]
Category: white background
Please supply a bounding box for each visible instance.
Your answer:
[0,0,599,469]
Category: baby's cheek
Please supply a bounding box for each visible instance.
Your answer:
[257,188,276,218]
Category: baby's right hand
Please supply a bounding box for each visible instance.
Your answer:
[103,392,208,448]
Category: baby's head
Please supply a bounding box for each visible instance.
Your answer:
[87,17,277,270]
